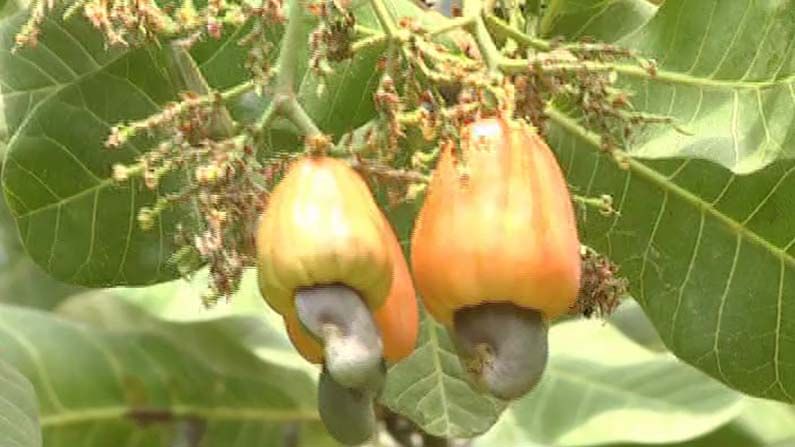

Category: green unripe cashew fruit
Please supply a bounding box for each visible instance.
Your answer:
[318,368,377,446]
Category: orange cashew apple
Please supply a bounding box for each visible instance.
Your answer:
[411,117,581,400]
[256,155,419,445]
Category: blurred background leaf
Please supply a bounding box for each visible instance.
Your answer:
[0,291,326,446]
[0,357,42,447]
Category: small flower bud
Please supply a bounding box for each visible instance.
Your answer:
[112,164,129,181]
[137,207,155,231]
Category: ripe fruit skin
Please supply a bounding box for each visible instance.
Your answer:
[372,221,419,362]
[411,117,581,327]
[257,156,393,320]
[257,155,418,364]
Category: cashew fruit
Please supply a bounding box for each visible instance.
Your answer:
[256,153,419,395]
[318,368,376,446]
[257,156,394,317]
[282,216,419,366]
[410,117,581,399]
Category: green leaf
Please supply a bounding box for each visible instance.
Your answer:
[552,112,795,403]
[620,0,795,173]
[0,358,42,447]
[544,0,795,173]
[473,319,743,447]
[604,398,795,447]
[380,312,508,439]
[540,0,656,42]
[728,398,795,446]
[546,0,795,403]
[73,268,318,376]
[608,298,666,352]
[0,189,84,309]
[0,11,201,287]
[0,296,321,445]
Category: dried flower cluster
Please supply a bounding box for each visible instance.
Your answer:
[511,40,663,151]
[308,0,357,78]
[573,246,629,319]
[106,91,289,303]
[13,0,285,51]
[238,0,286,91]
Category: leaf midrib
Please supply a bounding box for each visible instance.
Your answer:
[607,62,795,91]
[39,405,319,428]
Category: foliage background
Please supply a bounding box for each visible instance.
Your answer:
[2,0,795,445]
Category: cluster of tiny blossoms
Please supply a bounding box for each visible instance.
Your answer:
[572,246,629,319]
[13,0,283,50]
[106,92,284,304]
[12,0,290,302]
[510,39,663,153]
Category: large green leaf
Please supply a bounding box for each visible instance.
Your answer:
[472,319,742,447]
[621,0,795,173]
[0,11,199,287]
[601,398,795,447]
[0,296,323,446]
[0,358,42,447]
[607,299,666,352]
[544,0,795,173]
[540,0,795,403]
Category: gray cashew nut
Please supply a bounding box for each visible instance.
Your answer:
[295,284,385,392]
[452,302,548,400]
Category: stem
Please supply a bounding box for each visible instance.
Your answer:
[546,106,605,149]
[280,98,322,137]
[483,13,549,51]
[486,14,660,82]
[573,193,616,215]
[370,0,399,37]
[351,33,389,53]
[255,100,279,132]
[474,16,502,75]
[220,80,255,101]
[275,0,311,94]
[499,58,623,74]
[428,15,477,36]
[351,15,475,52]
[254,0,324,139]
[354,24,380,36]
[462,0,501,75]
